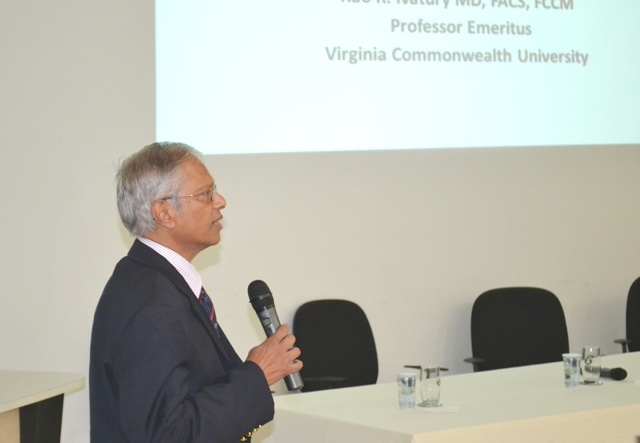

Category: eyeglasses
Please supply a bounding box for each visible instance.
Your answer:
[161,184,217,202]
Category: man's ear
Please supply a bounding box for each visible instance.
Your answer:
[151,200,176,228]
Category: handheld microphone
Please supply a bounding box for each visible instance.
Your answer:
[248,280,304,392]
[600,367,627,381]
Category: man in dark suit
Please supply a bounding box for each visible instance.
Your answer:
[90,142,302,442]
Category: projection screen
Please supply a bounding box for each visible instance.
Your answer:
[156,0,640,155]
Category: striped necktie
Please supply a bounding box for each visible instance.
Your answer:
[199,286,219,337]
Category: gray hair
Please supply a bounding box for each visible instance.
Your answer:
[116,141,204,237]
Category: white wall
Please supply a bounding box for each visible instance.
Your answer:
[0,1,154,441]
[1,2,639,442]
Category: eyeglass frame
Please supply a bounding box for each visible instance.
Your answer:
[160,184,217,202]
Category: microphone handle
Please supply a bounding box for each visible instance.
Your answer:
[256,306,304,391]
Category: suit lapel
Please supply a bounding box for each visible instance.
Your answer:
[127,239,235,366]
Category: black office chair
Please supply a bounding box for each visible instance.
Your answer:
[292,299,378,392]
[464,287,569,372]
[614,277,640,353]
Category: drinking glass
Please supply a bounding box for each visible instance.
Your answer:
[420,366,441,407]
[581,346,601,385]
[397,372,416,409]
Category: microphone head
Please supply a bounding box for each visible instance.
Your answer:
[608,367,628,381]
[248,280,274,310]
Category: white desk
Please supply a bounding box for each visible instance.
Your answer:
[0,371,84,443]
[261,352,640,443]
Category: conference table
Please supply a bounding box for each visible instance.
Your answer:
[260,352,640,442]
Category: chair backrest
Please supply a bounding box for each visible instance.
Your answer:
[292,299,378,392]
[470,287,569,372]
[626,278,640,352]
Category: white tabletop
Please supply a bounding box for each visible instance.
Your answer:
[0,370,84,413]
[262,352,640,443]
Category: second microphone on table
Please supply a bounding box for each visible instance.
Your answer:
[600,367,627,381]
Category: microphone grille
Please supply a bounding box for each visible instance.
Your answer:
[248,279,271,302]
[610,367,628,381]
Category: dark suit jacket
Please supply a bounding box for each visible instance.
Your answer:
[90,240,273,442]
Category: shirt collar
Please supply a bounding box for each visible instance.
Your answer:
[138,237,202,299]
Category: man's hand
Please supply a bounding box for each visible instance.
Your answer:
[246,324,303,386]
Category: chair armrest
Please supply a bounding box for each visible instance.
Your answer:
[301,376,348,392]
[614,338,630,353]
[463,357,484,372]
